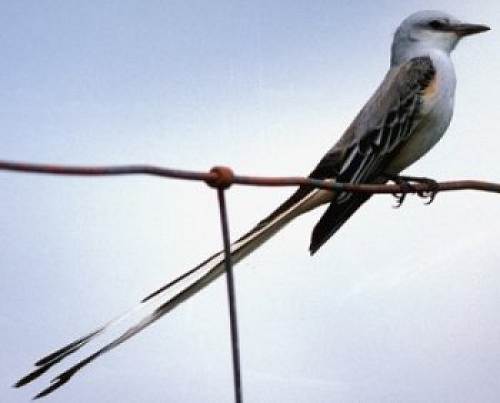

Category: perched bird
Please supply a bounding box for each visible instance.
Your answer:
[15,10,489,398]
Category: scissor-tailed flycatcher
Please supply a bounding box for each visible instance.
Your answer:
[16,10,489,398]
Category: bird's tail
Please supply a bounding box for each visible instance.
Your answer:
[15,186,333,399]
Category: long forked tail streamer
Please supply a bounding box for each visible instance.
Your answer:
[15,187,334,398]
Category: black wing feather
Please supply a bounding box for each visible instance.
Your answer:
[309,56,436,253]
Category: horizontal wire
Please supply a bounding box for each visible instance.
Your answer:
[0,159,499,195]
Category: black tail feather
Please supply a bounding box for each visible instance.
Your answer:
[14,329,104,388]
[35,329,103,367]
[28,262,223,398]
[15,185,316,398]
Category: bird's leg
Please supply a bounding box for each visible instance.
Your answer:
[395,175,440,205]
[382,174,439,206]
[382,174,416,208]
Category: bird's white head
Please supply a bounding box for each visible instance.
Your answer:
[391,10,490,66]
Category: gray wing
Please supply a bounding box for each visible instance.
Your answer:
[309,56,436,254]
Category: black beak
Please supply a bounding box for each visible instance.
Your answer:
[449,23,491,37]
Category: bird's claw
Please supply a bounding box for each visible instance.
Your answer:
[414,178,439,205]
[392,180,415,208]
[386,175,439,207]
[393,193,406,208]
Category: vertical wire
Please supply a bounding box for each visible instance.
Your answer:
[216,188,242,403]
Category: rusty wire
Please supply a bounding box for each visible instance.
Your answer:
[1,159,500,195]
[2,158,500,403]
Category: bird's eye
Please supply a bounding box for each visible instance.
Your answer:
[428,20,447,30]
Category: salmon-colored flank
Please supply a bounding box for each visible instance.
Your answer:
[423,74,438,97]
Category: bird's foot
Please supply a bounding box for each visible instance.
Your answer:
[383,174,439,207]
[391,179,415,208]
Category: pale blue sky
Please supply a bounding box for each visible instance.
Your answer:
[2,1,500,402]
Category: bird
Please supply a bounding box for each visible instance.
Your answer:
[15,10,490,398]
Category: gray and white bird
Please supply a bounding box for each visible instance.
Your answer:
[16,10,490,398]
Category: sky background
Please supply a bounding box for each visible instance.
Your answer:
[1,1,500,402]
